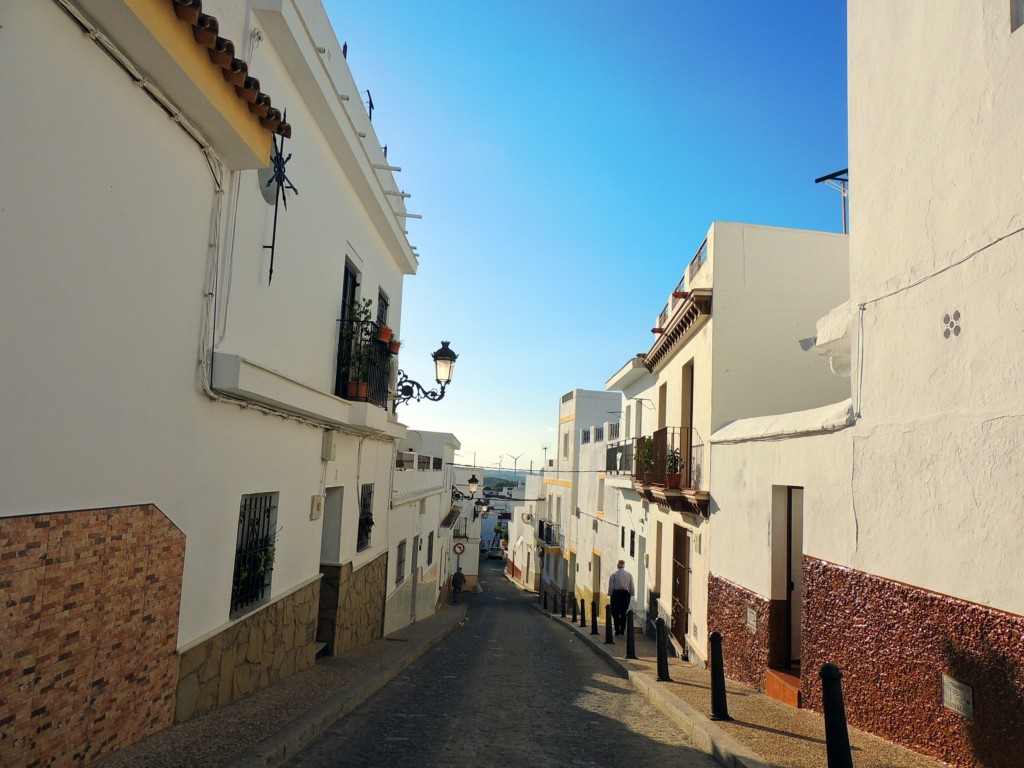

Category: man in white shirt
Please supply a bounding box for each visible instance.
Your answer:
[607,560,635,636]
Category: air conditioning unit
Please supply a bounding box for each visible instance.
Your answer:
[522,513,533,522]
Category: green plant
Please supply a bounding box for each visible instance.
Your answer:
[343,298,375,380]
[635,437,654,472]
[667,447,682,474]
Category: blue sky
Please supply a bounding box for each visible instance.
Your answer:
[323,1,849,474]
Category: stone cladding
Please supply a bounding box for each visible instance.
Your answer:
[802,556,1024,767]
[316,553,387,656]
[708,572,788,691]
[174,579,319,723]
[0,505,184,766]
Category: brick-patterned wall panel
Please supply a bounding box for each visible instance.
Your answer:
[175,579,319,722]
[0,505,184,767]
[317,552,388,656]
[802,556,1024,768]
[708,573,786,691]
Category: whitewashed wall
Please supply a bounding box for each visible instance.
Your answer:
[848,1,1024,612]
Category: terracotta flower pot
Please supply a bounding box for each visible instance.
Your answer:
[347,381,368,401]
[389,340,401,354]
[377,326,393,343]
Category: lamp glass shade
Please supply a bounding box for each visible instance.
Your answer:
[468,474,479,493]
[432,341,458,384]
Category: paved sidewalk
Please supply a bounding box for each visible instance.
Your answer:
[93,603,467,768]
[535,600,948,768]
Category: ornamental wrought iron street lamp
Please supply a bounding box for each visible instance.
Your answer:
[452,473,488,519]
[393,341,458,412]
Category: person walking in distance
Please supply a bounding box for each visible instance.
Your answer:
[608,560,635,636]
[451,567,466,604]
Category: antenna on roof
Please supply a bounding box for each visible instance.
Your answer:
[815,168,849,234]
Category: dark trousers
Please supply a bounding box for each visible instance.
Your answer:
[610,589,631,634]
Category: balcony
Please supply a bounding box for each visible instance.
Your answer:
[334,317,393,409]
[538,521,562,549]
[605,439,633,476]
[632,427,708,515]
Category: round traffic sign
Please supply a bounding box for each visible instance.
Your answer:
[453,542,465,554]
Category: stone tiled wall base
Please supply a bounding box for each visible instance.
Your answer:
[0,505,184,767]
[317,552,387,656]
[174,580,319,723]
[802,557,1024,767]
[708,573,788,692]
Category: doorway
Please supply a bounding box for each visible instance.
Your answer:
[786,488,803,665]
[671,525,690,647]
[409,534,419,623]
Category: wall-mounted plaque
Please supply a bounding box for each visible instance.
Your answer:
[942,674,974,720]
[746,607,757,630]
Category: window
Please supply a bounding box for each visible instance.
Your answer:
[594,425,604,442]
[231,493,278,615]
[625,405,632,439]
[357,484,374,551]
[377,289,390,326]
[621,526,625,548]
[427,531,434,565]
[562,431,569,458]
[630,530,636,558]
[609,423,620,440]
[396,539,407,584]
[581,428,591,445]
[597,477,605,512]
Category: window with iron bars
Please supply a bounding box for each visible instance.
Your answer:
[231,493,278,616]
[609,423,620,440]
[581,428,591,445]
[594,425,604,442]
[357,484,374,551]
[377,289,390,326]
[395,539,406,584]
[427,531,435,565]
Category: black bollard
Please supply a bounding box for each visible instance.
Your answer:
[605,605,614,644]
[709,631,733,721]
[647,591,660,640]
[561,592,567,618]
[543,590,548,610]
[579,599,587,628]
[571,595,578,623]
[820,663,854,768]
[656,618,672,681]
[626,610,637,659]
[590,601,599,635]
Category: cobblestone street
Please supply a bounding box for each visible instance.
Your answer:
[282,559,719,768]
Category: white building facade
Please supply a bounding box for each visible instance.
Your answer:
[0,1,431,762]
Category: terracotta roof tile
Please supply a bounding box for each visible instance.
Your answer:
[171,0,291,139]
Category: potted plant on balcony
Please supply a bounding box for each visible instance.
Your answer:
[666,447,684,488]
[343,298,374,401]
[388,337,402,355]
[376,324,394,343]
[635,437,654,485]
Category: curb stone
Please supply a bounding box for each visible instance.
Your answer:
[539,606,770,768]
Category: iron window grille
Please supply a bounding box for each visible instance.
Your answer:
[630,530,636,558]
[581,428,591,445]
[594,426,604,442]
[231,493,278,615]
[427,532,434,565]
[357,483,374,551]
[396,539,407,584]
[609,422,620,440]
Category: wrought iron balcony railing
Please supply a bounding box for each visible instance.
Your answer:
[606,439,633,475]
[538,521,561,547]
[334,317,392,408]
[633,427,705,491]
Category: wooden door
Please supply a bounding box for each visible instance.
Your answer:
[671,525,690,645]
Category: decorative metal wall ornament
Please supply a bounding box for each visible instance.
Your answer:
[262,112,298,284]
